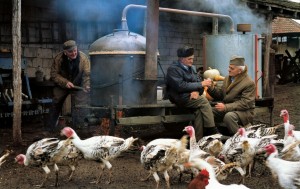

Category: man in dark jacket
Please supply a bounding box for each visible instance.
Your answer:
[166,46,219,140]
[46,40,90,131]
[207,55,256,136]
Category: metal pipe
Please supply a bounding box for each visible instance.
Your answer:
[202,36,207,70]
[121,4,235,33]
[255,34,259,99]
[73,86,84,90]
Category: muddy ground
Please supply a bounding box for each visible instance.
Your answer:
[0,82,299,189]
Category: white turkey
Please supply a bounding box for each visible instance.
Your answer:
[15,137,81,188]
[279,128,300,161]
[183,125,233,181]
[140,135,188,189]
[280,109,300,140]
[60,126,138,184]
[247,124,282,138]
[185,157,250,189]
[218,128,268,183]
[261,144,300,189]
[197,134,223,157]
[0,149,12,167]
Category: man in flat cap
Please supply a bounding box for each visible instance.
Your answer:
[46,40,91,132]
[166,46,220,140]
[207,55,255,136]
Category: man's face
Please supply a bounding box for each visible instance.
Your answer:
[64,47,78,60]
[181,55,194,67]
[228,64,241,77]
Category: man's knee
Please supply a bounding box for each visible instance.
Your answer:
[223,112,239,134]
[223,112,238,123]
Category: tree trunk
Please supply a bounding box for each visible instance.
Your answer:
[12,0,22,145]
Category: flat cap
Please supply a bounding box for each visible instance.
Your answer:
[177,46,194,58]
[230,55,245,66]
[63,40,77,51]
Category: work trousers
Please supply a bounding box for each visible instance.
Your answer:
[212,109,241,136]
[46,86,90,131]
[181,95,215,141]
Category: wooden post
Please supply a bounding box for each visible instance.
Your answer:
[263,14,273,97]
[145,0,159,80]
[12,0,22,145]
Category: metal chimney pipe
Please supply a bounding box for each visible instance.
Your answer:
[121,4,235,33]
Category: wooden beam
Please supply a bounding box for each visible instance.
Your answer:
[12,0,22,144]
[145,0,159,80]
[263,14,273,97]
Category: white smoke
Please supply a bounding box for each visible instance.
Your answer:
[206,0,268,34]
[174,0,269,34]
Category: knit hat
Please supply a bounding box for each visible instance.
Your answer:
[63,40,77,51]
[229,55,245,66]
[177,46,194,58]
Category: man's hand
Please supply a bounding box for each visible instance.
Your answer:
[215,102,225,111]
[201,78,213,87]
[190,91,199,100]
[66,81,74,89]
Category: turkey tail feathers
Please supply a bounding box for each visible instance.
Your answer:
[121,137,139,151]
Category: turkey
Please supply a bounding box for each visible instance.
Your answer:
[60,126,138,184]
[0,149,12,167]
[261,144,300,189]
[140,135,188,189]
[197,134,223,157]
[248,124,282,138]
[219,128,268,183]
[183,125,233,181]
[280,109,300,140]
[15,137,81,188]
[185,158,250,189]
[183,126,209,160]
[279,128,300,161]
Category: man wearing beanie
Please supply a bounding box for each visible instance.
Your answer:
[207,55,256,136]
[46,40,91,132]
[166,46,220,140]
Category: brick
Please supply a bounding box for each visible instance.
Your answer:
[23,47,38,58]
[37,48,53,58]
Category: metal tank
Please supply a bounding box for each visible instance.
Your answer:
[203,33,263,98]
[89,29,157,106]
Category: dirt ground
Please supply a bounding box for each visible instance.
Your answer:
[0,82,299,189]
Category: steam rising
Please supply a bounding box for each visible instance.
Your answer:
[174,0,268,34]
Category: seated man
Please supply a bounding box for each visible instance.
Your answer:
[207,55,256,136]
[166,45,219,141]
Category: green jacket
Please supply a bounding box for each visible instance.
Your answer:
[207,66,256,125]
[50,51,90,89]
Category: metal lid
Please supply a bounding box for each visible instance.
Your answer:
[89,30,146,55]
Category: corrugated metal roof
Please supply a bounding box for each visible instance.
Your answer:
[272,17,300,34]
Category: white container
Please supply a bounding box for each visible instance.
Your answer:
[157,86,163,101]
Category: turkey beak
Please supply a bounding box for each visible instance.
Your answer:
[279,111,285,117]
[60,130,64,136]
[256,148,265,155]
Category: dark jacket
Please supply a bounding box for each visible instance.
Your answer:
[51,51,90,89]
[166,61,204,105]
[207,66,255,125]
